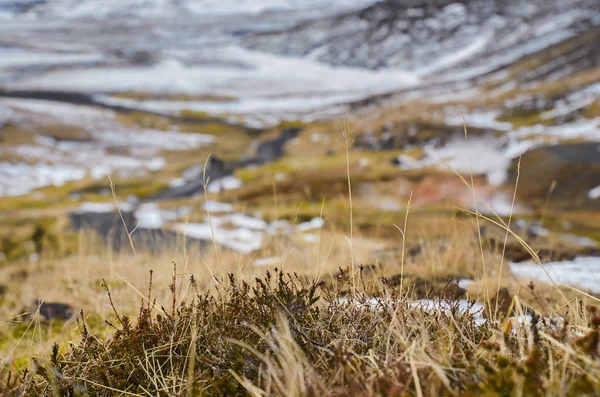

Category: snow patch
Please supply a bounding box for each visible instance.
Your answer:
[510,257,600,293]
[0,162,85,196]
[458,279,474,289]
[207,176,242,193]
[588,185,600,200]
[175,222,263,254]
[253,256,281,266]
[296,217,325,232]
[134,203,163,229]
[203,200,234,213]
[76,201,134,213]
[410,299,486,326]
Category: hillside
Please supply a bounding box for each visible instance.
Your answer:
[1,0,600,395]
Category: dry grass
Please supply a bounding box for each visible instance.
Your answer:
[1,253,598,395]
[1,113,600,395]
[1,180,599,395]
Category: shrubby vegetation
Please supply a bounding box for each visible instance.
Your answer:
[2,266,599,396]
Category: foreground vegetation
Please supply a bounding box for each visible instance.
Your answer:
[1,264,599,396]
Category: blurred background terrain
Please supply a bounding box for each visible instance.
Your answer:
[1,0,600,346]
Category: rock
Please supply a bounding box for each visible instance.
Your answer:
[511,143,600,209]
[69,209,137,239]
[255,127,301,164]
[34,301,75,321]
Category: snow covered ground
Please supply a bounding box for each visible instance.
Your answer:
[511,257,600,293]
[0,0,417,124]
[73,200,326,254]
[393,134,534,189]
[8,48,419,123]
[0,0,377,20]
[175,214,325,253]
[0,99,215,196]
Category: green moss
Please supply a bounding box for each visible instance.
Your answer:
[118,181,169,198]
[177,122,242,136]
[116,111,173,130]
[235,160,297,182]
[77,178,168,199]
[0,215,78,263]
[90,279,126,292]
[112,91,236,102]
[0,195,60,211]
[276,120,310,130]
[180,109,213,119]
[497,112,546,127]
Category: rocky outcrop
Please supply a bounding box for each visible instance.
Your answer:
[242,0,600,78]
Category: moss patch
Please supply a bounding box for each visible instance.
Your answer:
[112,91,236,102]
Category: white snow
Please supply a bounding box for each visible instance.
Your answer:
[339,297,485,325]
[169,178,186,188]
[206,176,242,193]
[425,137,510,186]
[478,192,528,217]
[202,200,234,213]
[560,234,598,248]
[300,233,320,243]
[0,49,102,69]
[588,185,600,200]
[134,203,163,229]
[12,46,418,121]
[416,33,490,76]
[510,257,600,293]
[253,256,281,266]
[0,99,215,197]
[9,0,378,20]
[176,222,263,254]
[296,217,325,232]
[75,201,134,213]
[458,279,474,289]
[516,118,600,141]
[0,98,115,125]
[410,299,486,326]
[445,110,512,132]
[132,204,192,229]
[173,212,325,253]
[91,128,214,151]
[395,135,523,187]
[222,213,268,230]
[0,162,85,196]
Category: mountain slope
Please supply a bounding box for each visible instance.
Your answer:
[242,0,600,79]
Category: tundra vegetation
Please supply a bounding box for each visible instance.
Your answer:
[2,13,600,394]
[1,113,600,396]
